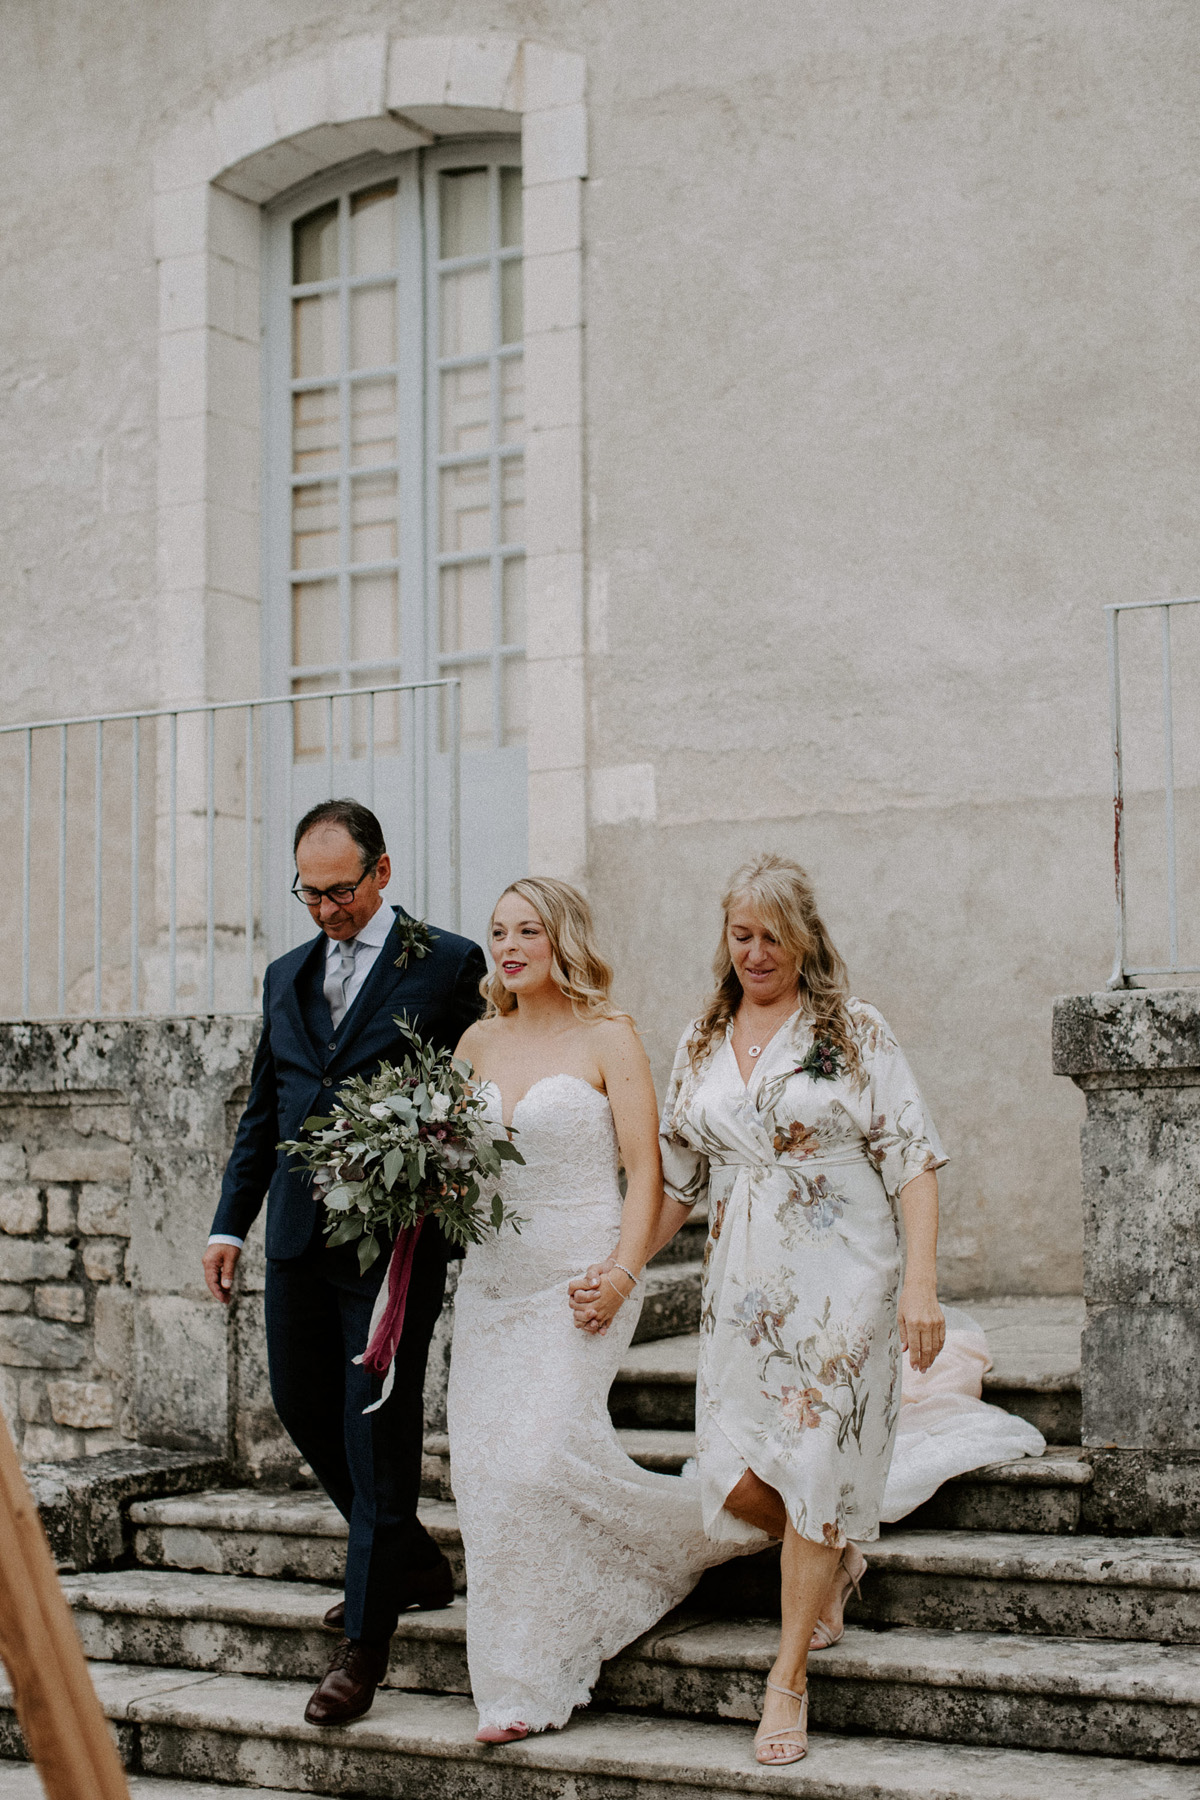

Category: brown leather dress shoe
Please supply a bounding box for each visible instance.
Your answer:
[322,1599,345,1632]
[304,1638,389,1726]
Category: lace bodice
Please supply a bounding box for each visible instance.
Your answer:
[461,1075,623,1300]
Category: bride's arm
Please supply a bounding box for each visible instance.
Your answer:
[571,1019,663,1335]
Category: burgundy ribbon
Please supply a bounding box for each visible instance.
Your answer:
[360,1216,425,1379]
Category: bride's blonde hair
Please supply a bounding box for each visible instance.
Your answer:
[689,853,858,1071]
[482,877,626,1021]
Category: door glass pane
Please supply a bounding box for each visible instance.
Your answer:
[350,472,398,564]
[293,293,339,378]
[440,168,490,257]
[293,202,338,283]
[501,656,526,746]
[351,572,399,662]
[500,456,524,547]
[293,387,340,473]
[499,168,522,248]
[440,363,491,454]
[500,259,522,345]
[501,556,525,645]
[292,580,340,670]
[440,462,491,554]
[440,265,490,358]
[454,660,493,748]
[440,562,492,653]
[350,671,402,755]
[350,182,397,275]
[292,482,339,571]
[500,355,523,445]
[350,378,396,467]
[350,285,395,370]
[290,675,337,761]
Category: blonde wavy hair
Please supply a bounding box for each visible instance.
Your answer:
[689,854,858,1072]
[482,877,626,1021]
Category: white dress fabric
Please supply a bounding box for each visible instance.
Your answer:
[660,1002,947,1550]
[881,1306,1045,1520]
[447,1074,757,1735]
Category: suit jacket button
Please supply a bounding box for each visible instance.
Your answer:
[322,1077,333,1087]
[328,1041,337,1051]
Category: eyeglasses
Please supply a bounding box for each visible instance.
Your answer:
[291,865,378,908]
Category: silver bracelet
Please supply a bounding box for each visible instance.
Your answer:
[612,1261,641,1286]
[602,1272,630,1302]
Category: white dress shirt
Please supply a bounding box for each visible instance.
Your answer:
[208,901,394,1251]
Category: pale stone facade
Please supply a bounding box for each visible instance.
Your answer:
[3,3,1197,1312]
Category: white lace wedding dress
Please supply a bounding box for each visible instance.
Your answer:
[446,1074,758,1734]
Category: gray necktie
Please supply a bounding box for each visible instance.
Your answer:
[324,937,359,1031]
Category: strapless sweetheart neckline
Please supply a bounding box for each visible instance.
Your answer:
[479,1071,608,1131]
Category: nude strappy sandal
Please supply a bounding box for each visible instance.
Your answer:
[754,1679,808,1765]
[809,1541,867,1650]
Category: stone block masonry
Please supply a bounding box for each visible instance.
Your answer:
[0,1020,266,1472]
[0,1086,134,1458]
[1053,988,1200,1533]
[0,1018,455,1483]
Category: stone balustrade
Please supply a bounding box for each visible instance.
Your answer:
[1053,986,1200,1533]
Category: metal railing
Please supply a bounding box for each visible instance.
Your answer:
[1107,597,1199,986]
[1,680,460,1020]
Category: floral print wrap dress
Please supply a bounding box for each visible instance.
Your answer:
[660,1001,946,1550]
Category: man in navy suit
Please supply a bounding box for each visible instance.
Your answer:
[202,799,486,1725]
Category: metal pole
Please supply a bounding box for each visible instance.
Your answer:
[409,686,418,916]
[1106,607,1128,989]
[1160,604,1179,972]
[93,719,103,1015]
[130,717,140,1016]
[206,707,216,1013]
[325,693,335,798]
[21,729,31,1020]
[448,679,461,933]
[367,688,376,812]
[168,714,178,1012]
[244,707,255,1010]
[57,725,67,1018]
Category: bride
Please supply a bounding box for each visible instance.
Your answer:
[447,877,756,1742]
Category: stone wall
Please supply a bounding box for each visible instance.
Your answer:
[0,1091,133,1459]
[0,1019,263,1472]
[0,1015,459,1484]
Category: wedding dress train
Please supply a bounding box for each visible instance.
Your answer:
[446,1074,757,1734]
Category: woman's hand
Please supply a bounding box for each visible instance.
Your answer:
[568,1256,631,1334]
[898,1281,945,1372]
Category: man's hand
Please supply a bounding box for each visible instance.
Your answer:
[202,1242,241,1305]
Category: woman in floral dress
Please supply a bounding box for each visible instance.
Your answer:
[659,853,946,1764]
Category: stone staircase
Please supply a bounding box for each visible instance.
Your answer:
[7,1268,1200,1797]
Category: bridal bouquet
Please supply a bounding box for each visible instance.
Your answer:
[280,1019,523,1408]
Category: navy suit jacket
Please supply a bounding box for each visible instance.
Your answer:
[212,906,487,1261]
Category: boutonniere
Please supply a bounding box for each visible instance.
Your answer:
[393,916,434,971]
[796,1038,842,1082]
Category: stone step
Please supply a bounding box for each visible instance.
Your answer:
[60,1567,1200,1761]
[2,1661,1195,1799]
[0,1767,313,1800]
[420,1427,1091,1532]
[132,1490,1200,1642]
[610,1323,1082,1442]
[633,1260,702,1343]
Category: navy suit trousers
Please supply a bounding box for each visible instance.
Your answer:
[264,1223,449,1644]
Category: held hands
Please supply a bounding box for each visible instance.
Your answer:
[568,1255,632,1335]
[898,1281,945,1372]
[202,1242,241,1306]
